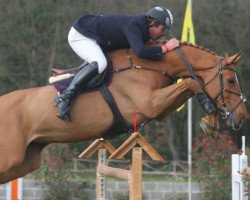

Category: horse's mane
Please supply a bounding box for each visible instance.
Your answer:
[181,41,217,56]
[148,40,217,56]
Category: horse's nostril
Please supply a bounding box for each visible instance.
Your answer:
[239,118,244,127]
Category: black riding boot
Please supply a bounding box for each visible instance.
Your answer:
[54,61,99,121]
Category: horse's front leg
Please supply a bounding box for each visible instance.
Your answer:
[200,112,219,137]
[139,78,219,137]
[141,78,203,119]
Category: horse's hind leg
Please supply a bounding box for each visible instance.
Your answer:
[0,142,46,184]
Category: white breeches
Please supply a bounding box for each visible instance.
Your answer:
[68,27,107,73]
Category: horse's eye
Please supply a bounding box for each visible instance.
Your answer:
[227,78,235,84]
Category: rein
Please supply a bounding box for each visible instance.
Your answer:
[176,46,246,119]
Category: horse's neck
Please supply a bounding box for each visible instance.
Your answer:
[108,44,220,83]
[167,44,220,80]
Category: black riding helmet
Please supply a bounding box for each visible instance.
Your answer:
[146,6,173,30]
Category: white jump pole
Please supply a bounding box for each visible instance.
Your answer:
[6,178,23,200]
[232,136,248,200]
[96,147,107,200]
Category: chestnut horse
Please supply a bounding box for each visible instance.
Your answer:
[0,42,247,184]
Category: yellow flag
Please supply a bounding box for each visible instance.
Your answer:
[177,0,196,112]
[181,0,195,44]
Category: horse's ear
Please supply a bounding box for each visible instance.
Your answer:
[225,52,243,65]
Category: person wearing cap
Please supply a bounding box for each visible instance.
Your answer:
[54,6,180,121]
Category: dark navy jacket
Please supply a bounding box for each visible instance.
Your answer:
[72,14,163,60]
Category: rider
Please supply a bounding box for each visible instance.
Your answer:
[54,6,180,121]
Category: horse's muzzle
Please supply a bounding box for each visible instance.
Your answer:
[226,115,245,131]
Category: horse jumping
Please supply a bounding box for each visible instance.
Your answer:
[0,42,247,184]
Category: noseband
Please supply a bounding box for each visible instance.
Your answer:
[202,58,247,119]
[176,47,246,120]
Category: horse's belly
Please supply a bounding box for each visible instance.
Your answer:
[35,91,113,142]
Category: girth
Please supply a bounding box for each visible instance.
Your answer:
[99,84,134,139]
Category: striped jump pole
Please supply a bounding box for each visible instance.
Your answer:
[232,136,248,200]
[6,178,23,200]
[79,138,117,200]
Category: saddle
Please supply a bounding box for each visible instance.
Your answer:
[50,62,133,139]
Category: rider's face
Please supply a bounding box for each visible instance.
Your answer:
[148,23,165,39]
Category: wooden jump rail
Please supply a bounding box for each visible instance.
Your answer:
[79,132,166,200]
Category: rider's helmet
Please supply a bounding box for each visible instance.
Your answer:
[146,6,173,30]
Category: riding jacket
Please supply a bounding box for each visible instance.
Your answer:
[72,14,163,60]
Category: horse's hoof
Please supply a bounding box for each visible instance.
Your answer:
[200,117,219,138]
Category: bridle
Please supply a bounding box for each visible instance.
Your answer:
[176,47,246,120]
[201,58,246,119]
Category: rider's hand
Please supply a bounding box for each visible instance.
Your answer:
[162,38,180,53]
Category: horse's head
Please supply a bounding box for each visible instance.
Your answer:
[165,43,248,136]
[199,52,247,135]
